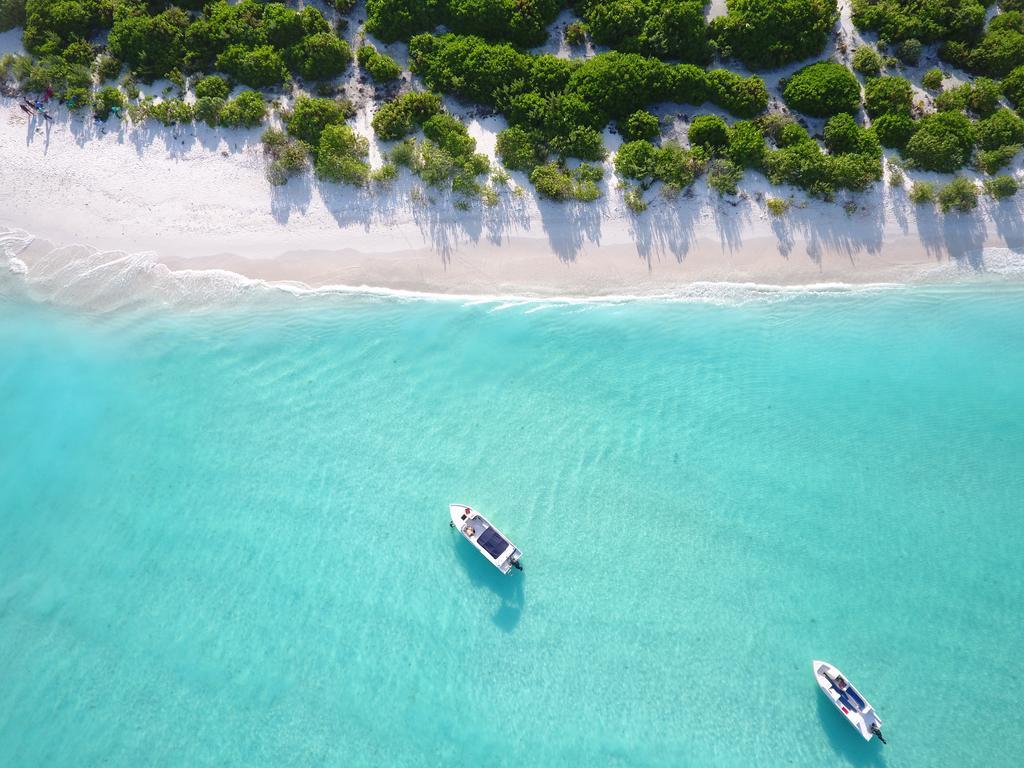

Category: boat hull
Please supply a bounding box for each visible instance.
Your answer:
[812,660,883,741]
[449,504,522,574]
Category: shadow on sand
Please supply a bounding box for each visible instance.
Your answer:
[452,534,525,633]
[816,693,888,768]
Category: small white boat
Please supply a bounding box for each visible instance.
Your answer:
[813,660,886,743]
[449,504,523,574]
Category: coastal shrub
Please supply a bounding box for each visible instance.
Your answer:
[871,112,915,150]
[93,85,125,120]
[984,174,1019,199]
[422,113,475,156]
[1003,64,1024,108]
[550,126,606,161]
[782,62,861,118]
[578,0,711,63]
[288,96,351,145]
[909,180,936,204]
[902,112,975,172]
[688,114,729,151]
[710,0,838,70]
[823,113,880,156]
[614,139,659,180]
[726,120,766,167]
[216,45,289,88]
[94,53,121,82]
[943,15,1024,77]
[863,76,913,118]
[286,32,350,81]
[218,90,266,127]
[622,110,661,142]
[107,5,189,81]
[765,197,789,215]
[409,33,768,123]
[194,74,229,100]
[615,140,704,190]
[23,0,112,57]
[851,0,985,43]
[896,38,922,65]
[529,162,604,201]
[194,95,225,125]
[61,38,94,67]
[934,83,970,113]
[852,46,883,76]
[371,90,442,139]
[0,0,25,32]
[357,44,402,82]
[976,144,1021,174]
[565,20,586,46]
[976,108,1024,151]
[762,134,882,199]
[922,69,944,91]
[264,134,310,185]
[315,124,370,184]
[707,158,743,195]
[149,98,195,126]
[967,78,1001,118]
[366,0,562,47]
[496,126,546,170]
[937,176,978,213]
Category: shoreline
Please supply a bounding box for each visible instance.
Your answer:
[4,94,1024,298]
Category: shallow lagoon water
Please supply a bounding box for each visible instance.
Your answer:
[1,281,1022,766]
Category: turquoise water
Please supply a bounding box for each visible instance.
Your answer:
[1,281,1023,767]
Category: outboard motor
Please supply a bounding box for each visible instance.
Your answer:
[871,724,887,744]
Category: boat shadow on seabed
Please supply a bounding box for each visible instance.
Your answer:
[452,538,525,633]
[816,694,888,768]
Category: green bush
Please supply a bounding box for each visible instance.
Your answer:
[688,114,729,151]
[496,126,545,170]
[937,176,978,213]
[580,0,711,63]
[872,112,915,150]
[422,113,475,156]
[93,85,125,120]
[864,76,912,117]
[896,38,922,65]
[975,108,1024,151]
[550,126,606,161]
[107,6,189,81]
[726,120,766,167]
[622,110,660,142]
[984,174,1019,199]
[194,74,230,100]
[194,95,226,126]
[565,20,586,46]
[710,0,838,70]
[288,96,351,145]
[287,32,351,81]
[823,112,878,156]
[219,90,266,127]
[851,0,985,43]
[366,0,562,47]
[615,139,704,190]
[357,44,402,82]
[968,77,1000,117]
[852,46,882,76]
[149,98,195,126]
[909,180,936,204]
[902,111,975,172]
[782,61,861,118]
[1004,64,1024,107]
[315,124,370,184]
[0,0,26,31]
[93,53,121,82]
[216,45,289,88]
[922,69,943,91]
[949,18,1024,77]
[371,91,442,139]
[614,139,659,180]
[934,83,970,113]
[529,162,605,201]
[976,144,1021,174]
[707,158,743,195]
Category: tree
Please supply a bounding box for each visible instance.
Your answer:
[496,126,545,170]
[0,0,26,32]
[216,45,289,88]
[107,6,189,81]
[614,139,658,179]
[219,90,266,127]
[195,74,229,100]
[711,0,838,70]
[371,91,442,139]
[872,112,915,150]
[922,68,944,91]
[782,61,861,118]
[975,108,1024,151]
[984,174,1019,199]
[726,120,766,167]
[357,45,402,82]
[851,46,882,76]
[851,0,985,43]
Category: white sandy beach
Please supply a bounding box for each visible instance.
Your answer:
[3,1,1024,298]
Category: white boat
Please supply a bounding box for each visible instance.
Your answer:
[813,660,886,743]
[449,504,523,574]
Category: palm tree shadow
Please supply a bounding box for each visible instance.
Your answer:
[816,693,888,768]
[451,534,525,633]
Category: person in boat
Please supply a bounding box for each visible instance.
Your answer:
[834,675,847,689]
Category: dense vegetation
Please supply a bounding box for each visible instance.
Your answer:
[4,0,1022,211]
[710,0,838,70]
